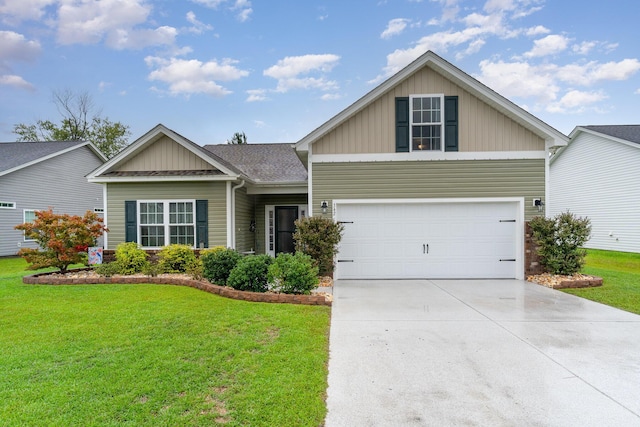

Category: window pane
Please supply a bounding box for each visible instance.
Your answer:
[141,226,164,247]
[170,225,194,245]
[413,97,421,110]
[24,210,36,223]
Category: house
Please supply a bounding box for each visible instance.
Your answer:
[0,141,107,257]
[88,51,568,280]
[550,125,640,253]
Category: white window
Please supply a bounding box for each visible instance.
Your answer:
[23,209,37,241]
[138,200,195,247]
[0,201,15,209]
[410,94,444,151]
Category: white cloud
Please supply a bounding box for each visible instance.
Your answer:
[264,54,340,93]
[0,0,55,24]
[556,59,640,86]
[186,11,213,34]
[0,74,35,91]
[476,59,560,103]
[635,88,640,95]
[0,31,41,64]
[524,34,570,58]
[321,93,341,101]
[381,18,410,39]
[146,56,249,97]
[254,120,265,128]
[193,0,252,22]
[547,90,607,113]
[572,41,596,55]
[525,25,550,36]
[56,0,177,49]
[246,89,267,102]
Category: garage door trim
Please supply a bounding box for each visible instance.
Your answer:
[332,197,525,280]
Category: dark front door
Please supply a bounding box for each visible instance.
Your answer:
[275,206,298,255]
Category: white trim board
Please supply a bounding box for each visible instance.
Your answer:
[312,151,546,163]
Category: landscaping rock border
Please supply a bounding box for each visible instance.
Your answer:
[23,270,331,306]
[527,273,603,289]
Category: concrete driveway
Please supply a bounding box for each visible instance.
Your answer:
[325,280,640,426]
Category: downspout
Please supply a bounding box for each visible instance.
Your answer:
[231,179,246,249]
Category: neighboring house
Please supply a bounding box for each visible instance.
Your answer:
[0,141,107,257]
[88,51,568,280]
[550,125,640,253]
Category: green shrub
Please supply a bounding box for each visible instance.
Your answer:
[201,248,241,285]
[227,255,273,293]
[158,244,197,273]
[186,258,204,281]
[142,262,164,277]
[94,261,123,277]
[115,242,149,275]
[529,211,591,275]
[294,216,344,276]
[268,252,319,295]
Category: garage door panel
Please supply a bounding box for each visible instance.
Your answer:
[336,201,518,279]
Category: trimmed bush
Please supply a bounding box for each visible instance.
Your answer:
[201,248,241,285]
[268,252,319,295]
[227,255,273,293]
[294,216,344,276]
[158,244,197,273]
[94,261,123,277]
[114,242,149,275]
[529,211,591,275]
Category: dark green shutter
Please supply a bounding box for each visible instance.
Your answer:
[196,199,208,248]
[395,97,410,152]
[125,201,137,242]
[444,96,458,152]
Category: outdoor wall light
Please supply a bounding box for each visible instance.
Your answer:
[320,200,329,214]
[533,198,544,212]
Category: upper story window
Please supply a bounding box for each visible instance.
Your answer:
[0,201,16,209]
[410,95,443,151]
[23,209,37,241]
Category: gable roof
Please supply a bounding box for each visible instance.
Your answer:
[578,125,640,145]
[0,140,107,177]
[296,50,568,151]
[204,143,307,183]
[88,124,242,182]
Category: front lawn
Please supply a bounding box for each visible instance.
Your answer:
[0,257,330,426]
[562,249,640,315]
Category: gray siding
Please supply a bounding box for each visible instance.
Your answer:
[0,146,105,256]
[105,181,227,249]
[313,159,545,221]
[550,133,640,253]
[254,194,308,254]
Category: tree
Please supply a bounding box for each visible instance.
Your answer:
[14,208,108,273]
[13,89,131,158]
[293,216,344,276]
[227,131,247,144]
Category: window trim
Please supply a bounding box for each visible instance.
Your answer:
[137,199,196,248]
[409,93,445,152]
[0,201,16,209]
[23,209,38,242]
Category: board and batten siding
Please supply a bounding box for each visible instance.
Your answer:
[550,133,640,253]
[118,136,214,172]
[105,181,226,250]
[312,65,545,155]
[313,159,545,221]
[0,146,105,256]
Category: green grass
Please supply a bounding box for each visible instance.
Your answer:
[561,249,640,315]
[0,257,330,426]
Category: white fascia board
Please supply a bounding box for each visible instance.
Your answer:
[312,151,546,163]
[0,141,89,177]
[87,175,238,184]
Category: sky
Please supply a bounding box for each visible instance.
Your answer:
[1,0,639,146]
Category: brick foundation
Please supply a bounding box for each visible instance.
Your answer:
[23,270,331,306]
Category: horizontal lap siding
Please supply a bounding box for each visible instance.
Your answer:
[106,182,226,249]
[234,187,255,253]
[313,159,544,220]
[550,134,640,252]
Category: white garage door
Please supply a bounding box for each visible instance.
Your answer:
[335,201,520,279]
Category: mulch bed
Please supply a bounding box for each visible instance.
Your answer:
[527,273,603,289]
[23,269,332,306]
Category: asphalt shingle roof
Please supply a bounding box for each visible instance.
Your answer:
[582,125,640,145]
[0,141,84,174]
[203,143,307,183]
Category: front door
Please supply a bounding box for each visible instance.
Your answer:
[275,206,298,255]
